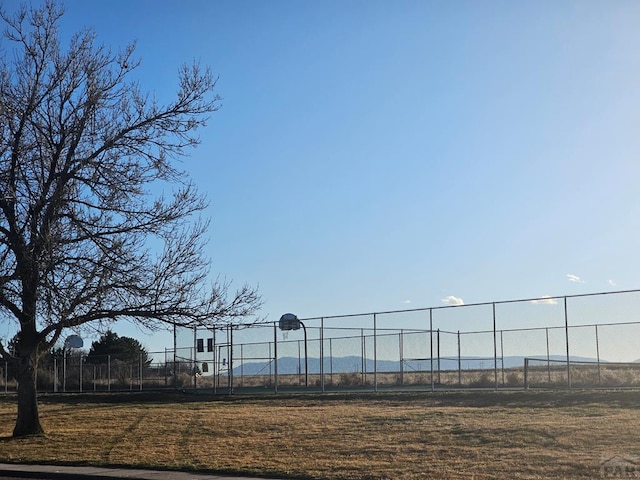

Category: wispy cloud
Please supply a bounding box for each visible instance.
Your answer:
[402,300,412,304]
[566,274,585,283]
[531,295,558,305]
[608,279,617,287]
[442,295,464,306]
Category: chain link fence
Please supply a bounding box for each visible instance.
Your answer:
[2,289,640,394]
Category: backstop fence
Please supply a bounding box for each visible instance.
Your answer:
[2,289,640,394]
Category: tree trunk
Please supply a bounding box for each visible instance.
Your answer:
[13,349,44,437]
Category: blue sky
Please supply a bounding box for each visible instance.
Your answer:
[5,1,640,354]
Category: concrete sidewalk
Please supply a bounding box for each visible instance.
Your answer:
[0,463,288,480]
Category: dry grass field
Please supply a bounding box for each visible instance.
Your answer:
[0,390,639,479]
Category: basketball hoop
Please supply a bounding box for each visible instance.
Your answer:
[279,313,301,331]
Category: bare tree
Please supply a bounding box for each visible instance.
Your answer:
[0,1,261,437]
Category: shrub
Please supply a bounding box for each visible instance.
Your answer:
[339,372,361,386]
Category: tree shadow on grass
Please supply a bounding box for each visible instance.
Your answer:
[0,432,48,442]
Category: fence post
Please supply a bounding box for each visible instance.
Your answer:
[457,330,461,386]
[139,353,143,391]
[321,317,325,392]
[437,329,441,385]
[79,354,83,393]
[273,322,278,394]
[193,324,197,389]
[430,309,434,392]
[524,358,529,390]
[493,302,498,390]
[173,323,177,389]
[164,349,167,387]
[213,328,217,394]
[240,344,244,388]
[500,330,505,386]
[399,330,404,386]
[108,354,111,392]
[238,343,244,387]
[63,350,67,392]
[361,328,365,385]
[229,325,234,394]
[595,325,601,385]
[564,297,571,389]
[268,341,272,386]
[546,327,551,383]
[373,313,378,392]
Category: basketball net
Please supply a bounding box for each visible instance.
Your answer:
[282,330,289,341]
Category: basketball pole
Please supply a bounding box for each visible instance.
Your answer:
[273,322,278,394]
[300,321,308,388]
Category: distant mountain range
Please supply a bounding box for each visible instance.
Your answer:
[231,355,606,376]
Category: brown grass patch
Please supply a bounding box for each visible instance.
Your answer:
[0,390,638,479]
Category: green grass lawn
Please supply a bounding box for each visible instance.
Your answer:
[0,390,638,479]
